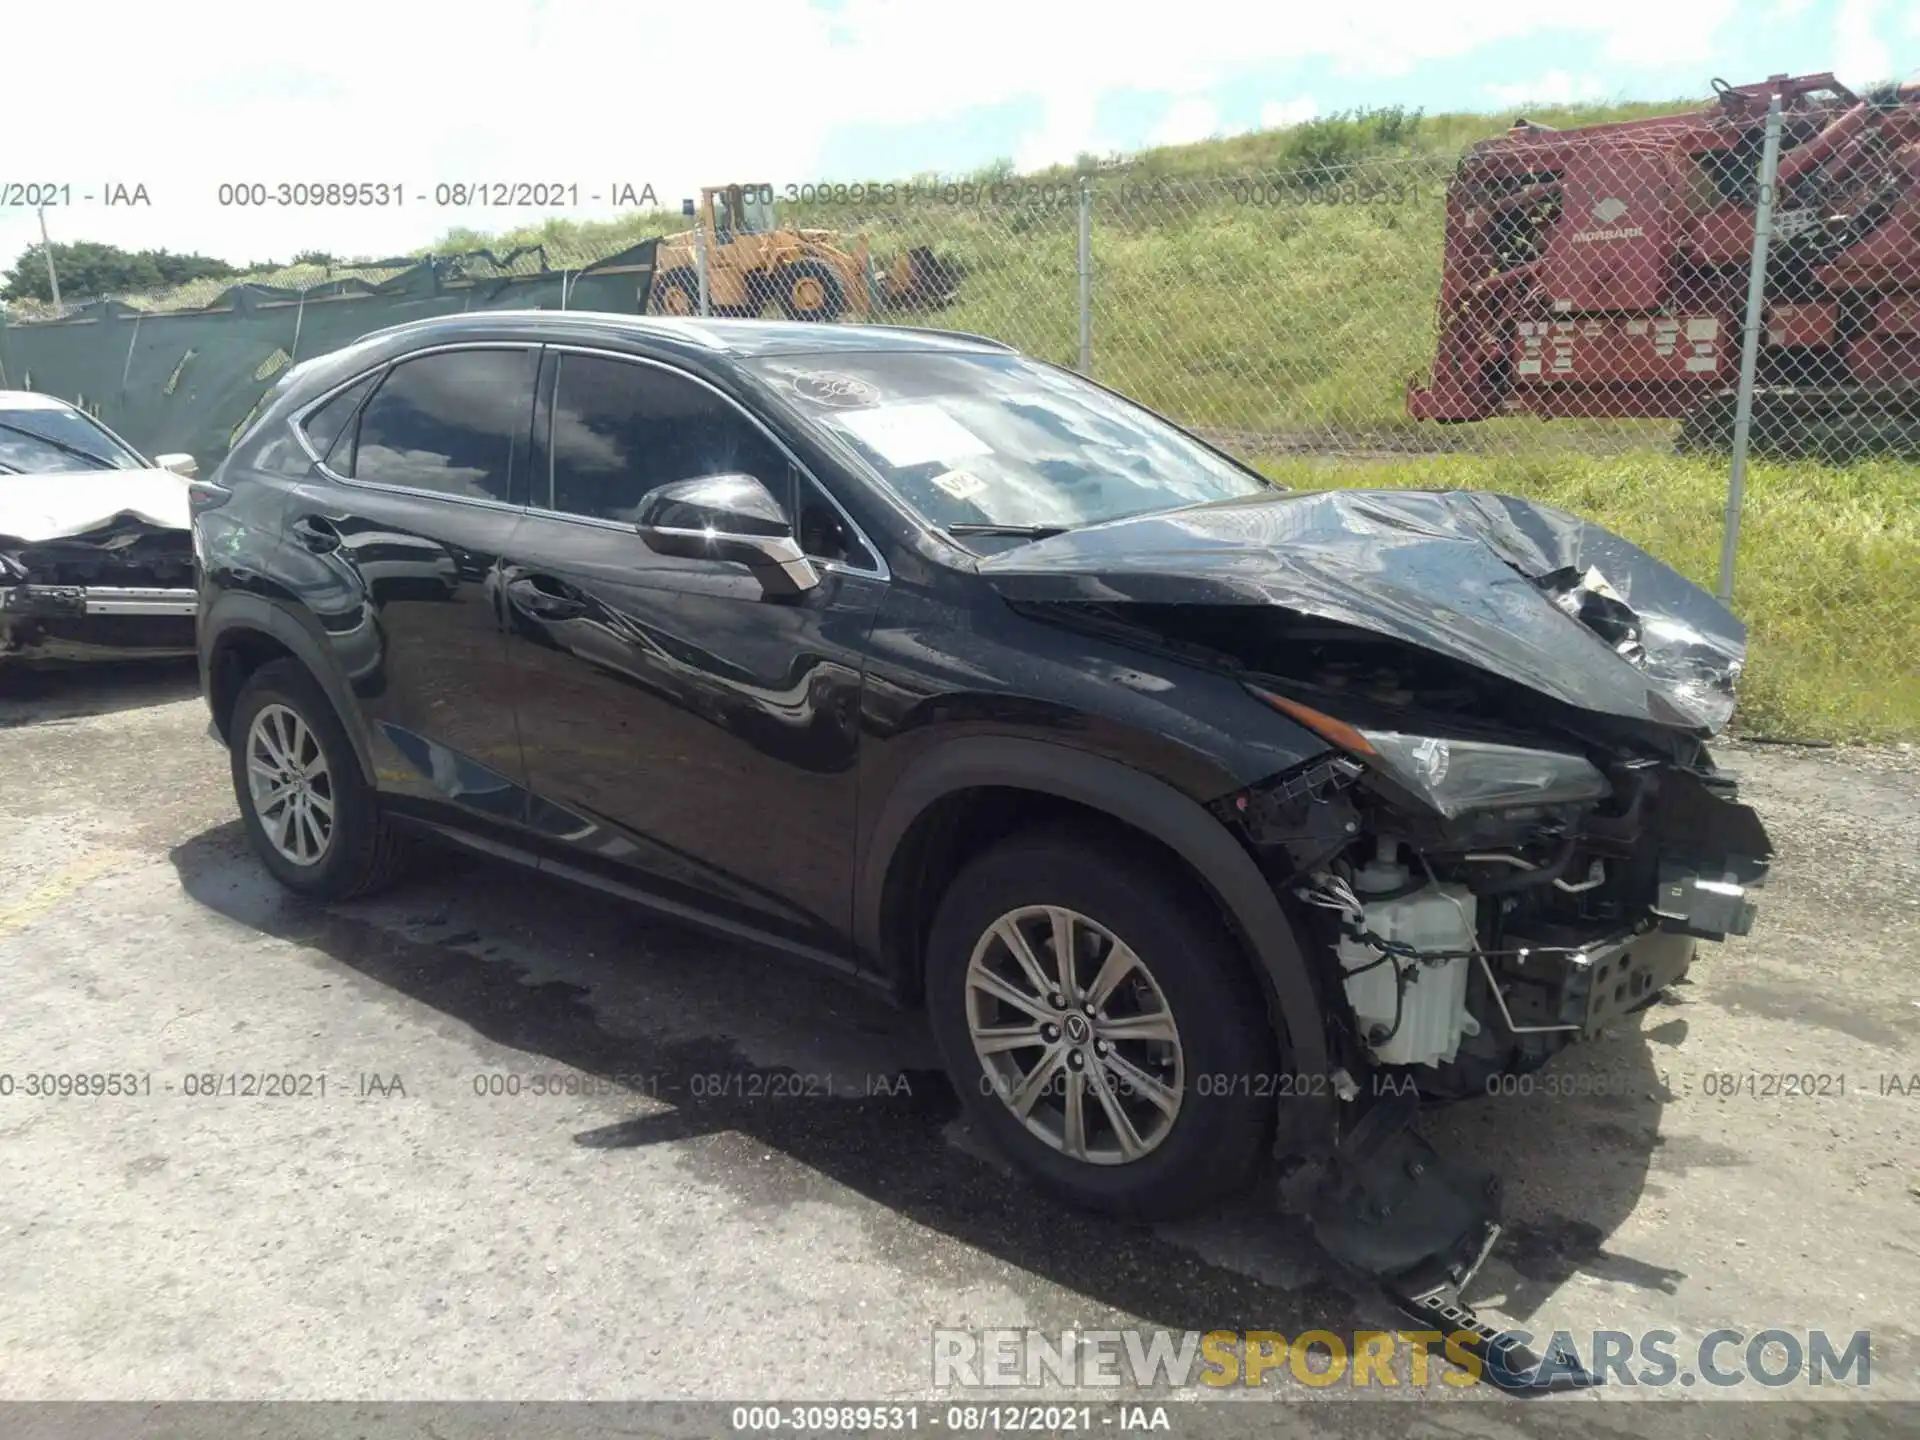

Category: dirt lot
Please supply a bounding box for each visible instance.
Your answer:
[1,661,1916,1430]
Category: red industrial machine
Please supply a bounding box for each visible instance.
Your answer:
[1409,73,1920,452]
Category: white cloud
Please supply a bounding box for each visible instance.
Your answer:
[0,0,1752,273]
[1834,0,1893,83]
[1486,71,1607,107]
[1147,99,1222,148]
[1259,96,1320,129]
[1012,88,1119,173]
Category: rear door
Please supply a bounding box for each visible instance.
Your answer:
[501,347,886,952]
[279,344,538,831]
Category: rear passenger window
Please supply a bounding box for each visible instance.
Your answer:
[547,354,791,524]
[299,374,378,468]
[346,349,534,502]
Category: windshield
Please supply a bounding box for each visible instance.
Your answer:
[0,405,146,474]
[745,351,1272,534]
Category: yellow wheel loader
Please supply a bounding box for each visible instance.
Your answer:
[646,184,960,322]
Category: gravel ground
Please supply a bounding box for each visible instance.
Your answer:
[1,661,1915,1433]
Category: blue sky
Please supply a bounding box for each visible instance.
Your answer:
[824,2,1912,179]
[2,0,1914,278]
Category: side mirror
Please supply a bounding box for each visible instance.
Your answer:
[635,473,819,598]
[155,453,199,479]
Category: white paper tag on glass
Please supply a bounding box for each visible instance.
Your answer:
[834,403,991,467]
[930,468,988,501]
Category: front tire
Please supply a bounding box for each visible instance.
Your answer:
[926,827,1277,1220]
[228,659,413,901]
[651,267,702,317]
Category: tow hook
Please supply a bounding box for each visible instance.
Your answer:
[1303,1091,1597,1393]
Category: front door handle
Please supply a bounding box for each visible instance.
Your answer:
[506,575,587,620]
[290,515,342,553]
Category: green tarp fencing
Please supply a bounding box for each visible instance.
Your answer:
[0,240,658,473]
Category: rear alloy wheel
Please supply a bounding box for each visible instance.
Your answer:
[927,828,1276,1219]
[245,703,335,867]
[228,659,414,901]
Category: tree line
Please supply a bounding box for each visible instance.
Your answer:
[2,242,339,304]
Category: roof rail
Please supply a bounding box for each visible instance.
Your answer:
[869,323,1016,351]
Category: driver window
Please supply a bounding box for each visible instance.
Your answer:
[740,188,775,235]
[547,354,790,525]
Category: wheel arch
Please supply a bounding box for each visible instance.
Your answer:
[201,593,377,785]
[858,736,1334,1147]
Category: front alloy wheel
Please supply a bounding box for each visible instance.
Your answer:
[965,905,1183,1164]
[245,702,334,866]
[926,826,1276,1220]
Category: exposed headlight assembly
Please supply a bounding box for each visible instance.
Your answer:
[1249,687,1611,819]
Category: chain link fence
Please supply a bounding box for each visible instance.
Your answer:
[3,76,1916,610]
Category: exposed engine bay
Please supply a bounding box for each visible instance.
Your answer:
[1203,679,1770,1390]
[1264,751,1767,1093]
[1,516,197,663]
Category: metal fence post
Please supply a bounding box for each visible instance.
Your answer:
[36,205,62,311]
[1719,92,1784,604]
[694,219,711,317]
[1076,177,1093,374]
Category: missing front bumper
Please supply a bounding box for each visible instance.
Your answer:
[2,586,198,662]
[1567,927,1697,1039]
[3,584,198,618]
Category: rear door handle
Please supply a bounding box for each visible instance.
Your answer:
[505,575,587,620]
[290,515,342,553]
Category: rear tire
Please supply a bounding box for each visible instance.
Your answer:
[775,259,848,322]
[925,826,1277,1220]
[228,659,413,901]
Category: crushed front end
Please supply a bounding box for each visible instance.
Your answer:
[1,517,197,663]
[1216,688,1771,1389]
[982,485,1779,1386]
[1251,716,1771,1097]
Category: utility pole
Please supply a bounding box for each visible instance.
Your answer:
[36,205,62,310]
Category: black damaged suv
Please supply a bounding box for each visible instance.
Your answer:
[194,313,1769,1295]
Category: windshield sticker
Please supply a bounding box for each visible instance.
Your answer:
[930,468,989,502]
[833,403,992,468]
[789,372,882,408]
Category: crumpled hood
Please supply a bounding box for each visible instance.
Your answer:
[978,489,1748,734]
[0,468,192,545]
